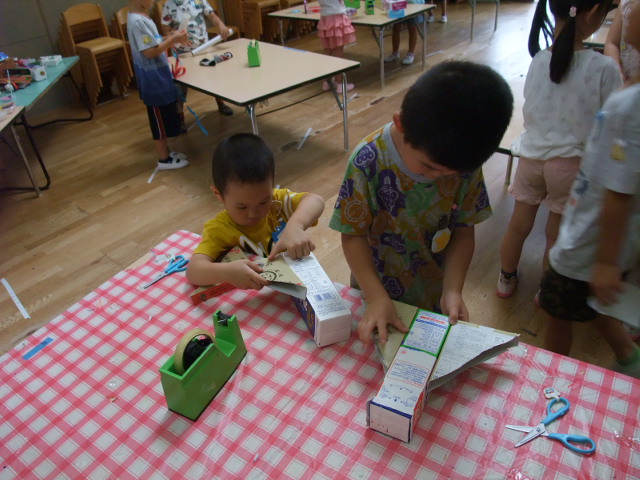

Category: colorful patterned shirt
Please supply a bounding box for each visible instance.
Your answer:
[161,0,215,51]
[329,123,492,310]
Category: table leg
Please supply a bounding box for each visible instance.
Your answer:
[246,104,259,135]
[8,124,42,197]
[279,19,285,46]
[422,14,427,71]
[31,73,93,129]
[379,27,386,90]
[14,112,51,191]
[470,0,476,41]
[341,73,349,151]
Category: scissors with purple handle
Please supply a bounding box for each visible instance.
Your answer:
[143,255,189,289]
[505,397,596,454]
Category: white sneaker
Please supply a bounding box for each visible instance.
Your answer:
[384,52,400,63]
[439,15,448,23]
[402,54,415,65]
[170,151,187,161]
[158,157,189,170]
[496,271,518,298]
[427,14,435,23]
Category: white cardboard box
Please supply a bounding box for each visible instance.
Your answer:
[367,309,449,442]
[283,253,352,347]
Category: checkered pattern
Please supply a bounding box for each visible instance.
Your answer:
[1,230,638,479]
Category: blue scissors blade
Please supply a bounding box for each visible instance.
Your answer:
[505,425,534,434]
[143,272,167,289]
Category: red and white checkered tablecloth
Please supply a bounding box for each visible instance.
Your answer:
[1,230,639,479]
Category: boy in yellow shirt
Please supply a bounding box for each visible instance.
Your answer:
[187,133,325,289]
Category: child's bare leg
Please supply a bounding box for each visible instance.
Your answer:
[543,314,573,356]
[442,0,447,17]
[155,138,170,160]
[593,315,639,364]
[500,201,540,274]
[407,24,418,55]
[544,211,562,272]
[391,24,401,53]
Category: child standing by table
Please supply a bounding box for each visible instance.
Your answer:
[128,0,190,170]
[384,0,430,65]
[186,133,325,288]
[318,0,357,92]
[329,61,513,345]
[605,0,640,80]
[497,0,622,298]
[161,0,234,123]
[539,0,640,378]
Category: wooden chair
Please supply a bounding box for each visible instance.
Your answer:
[222,0,245,35]
[206,0,241,40]
[110,6,133,71]
[243,0,282,42]
[59,3,132,108]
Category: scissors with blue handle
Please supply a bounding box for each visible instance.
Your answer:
[505,397,596,454]
[143,255,189,289]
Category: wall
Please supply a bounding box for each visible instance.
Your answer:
[0,0,131,116]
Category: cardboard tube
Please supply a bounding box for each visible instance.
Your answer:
[191,29,234,55]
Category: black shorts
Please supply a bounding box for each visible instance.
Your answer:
[146,102,181,140]
[538,266,598,322]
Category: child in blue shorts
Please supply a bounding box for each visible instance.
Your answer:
[128,0,190,170]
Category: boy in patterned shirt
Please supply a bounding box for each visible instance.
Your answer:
[329,61,513,344]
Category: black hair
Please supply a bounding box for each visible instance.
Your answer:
[399,61,513,172]
[212,133,275,194]
[528,0,613,83]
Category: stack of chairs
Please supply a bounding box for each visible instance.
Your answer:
[58,3,132,108]
[242,0,282,42]
[110,6,133,72]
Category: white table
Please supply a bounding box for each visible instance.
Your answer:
[174,38,360,150]
[269,2,434,89]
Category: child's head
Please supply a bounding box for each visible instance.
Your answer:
[397,61,513,174]
[212,133,275,227]
[529,0,613,83]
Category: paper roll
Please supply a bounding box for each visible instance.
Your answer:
[191,29,234,55]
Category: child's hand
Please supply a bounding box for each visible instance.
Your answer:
[226,259,270,290]
[268,223,315,261]
[357,296,409,346]
[590,262,623,305]
[172,29,190,46]
[440,291,468,325]
[217,22,232,40]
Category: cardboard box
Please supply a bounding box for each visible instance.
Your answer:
[368,305,519,442]
[282,253,352,347]
[190,248,351,347]
[367,309,449,442]
[383,0,406,17]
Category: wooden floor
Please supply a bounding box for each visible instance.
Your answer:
[0,1,614,369]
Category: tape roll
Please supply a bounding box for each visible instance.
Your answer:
[174,328,214,375]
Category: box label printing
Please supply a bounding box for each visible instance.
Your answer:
[368,310,450,441]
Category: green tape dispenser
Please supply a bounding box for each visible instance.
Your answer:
[159,310,247,420]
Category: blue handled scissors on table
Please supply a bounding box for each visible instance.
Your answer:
[143,255,189,289]
[505,397,596,454]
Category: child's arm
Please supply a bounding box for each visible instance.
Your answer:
[441,225,475,325]
[141,30,189,59]
[591,189,633,305]
[207,11,232,39]
[342,234,410,345]
[268,193,325,260]
[604,7,623,75]
[186,253,270,290]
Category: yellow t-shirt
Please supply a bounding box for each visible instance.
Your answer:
[193,188,309,260]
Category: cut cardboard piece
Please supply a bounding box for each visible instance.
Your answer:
[190,248,351,347]
[190,247,306,305]
[368,304,519,442]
